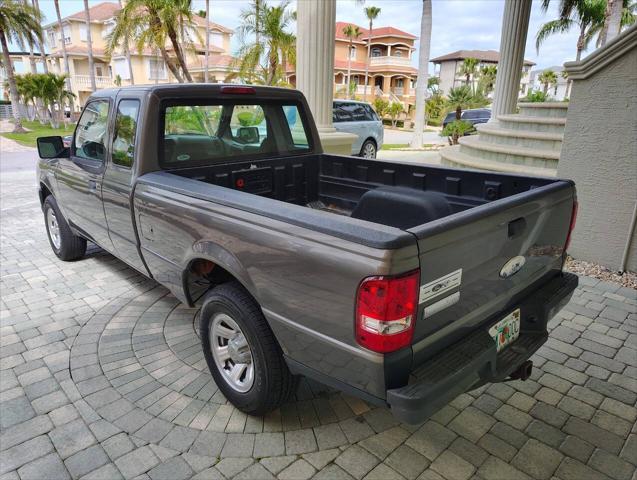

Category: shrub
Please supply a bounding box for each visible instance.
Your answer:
[520,89,549,103]
[442,120,473,145]
[372,97,389,118]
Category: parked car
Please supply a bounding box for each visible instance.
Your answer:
[442,108,492,129]
[333,99,383,158]
[36,84,578,424]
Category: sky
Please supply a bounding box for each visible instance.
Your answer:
[27,0,590,73]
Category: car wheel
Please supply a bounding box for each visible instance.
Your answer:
[360,139,377,159]
[43,196,87,261]
[200,282,295,415]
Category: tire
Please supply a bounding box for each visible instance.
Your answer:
[360,139,377,159]
[200,282,294,415]
[43,196,87,261]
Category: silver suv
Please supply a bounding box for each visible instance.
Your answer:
[333,100,384,158]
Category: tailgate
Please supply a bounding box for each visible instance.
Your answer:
[408,180,575,363]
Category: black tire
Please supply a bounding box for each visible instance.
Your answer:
[43,196,87,261]
[200,282,294,415]
[360,139,377,159]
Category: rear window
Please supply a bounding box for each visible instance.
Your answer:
[161,100,312,168]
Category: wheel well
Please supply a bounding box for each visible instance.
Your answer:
[363,138,377,148]
[39,183,52,205]
[184,258,237,306]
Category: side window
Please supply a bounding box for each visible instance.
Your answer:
[363,105,377,121]
[333,106,352,123]
[112,99,140,168]
[282,105,309,148]
[74,100,109,162]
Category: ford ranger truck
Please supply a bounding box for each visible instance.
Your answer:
[36,84,578,424]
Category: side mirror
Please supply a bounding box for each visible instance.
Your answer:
[37,136,69,159]
[236,126,260,144]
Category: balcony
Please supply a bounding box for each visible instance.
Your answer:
[369,56,412,67]
[71,75,114,90]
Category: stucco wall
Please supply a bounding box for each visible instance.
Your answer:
[558,26,637,272]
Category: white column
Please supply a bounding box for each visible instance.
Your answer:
[296,0,356,154]
[490,0,532,120]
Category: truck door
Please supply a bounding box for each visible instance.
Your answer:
[56,99,113,251]
[102,98,149,275]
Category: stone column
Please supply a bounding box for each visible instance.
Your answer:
[490,0,532,120]
[296,0,356,154]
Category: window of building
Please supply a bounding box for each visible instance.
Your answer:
[95,64,104,77]
[47,29,57,48]
[394,50,403,57]
[80,24,87,41]
[112,100,140,168]
[210,32,224,48]
[349,46,356,60]
[113,58,130,80]
[102,20,115,38]
[148,59,167,80]
[74,100,110,162]
[371,47,382,57]
[63,26,71,45]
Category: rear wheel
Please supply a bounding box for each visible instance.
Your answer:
[43,196,86,261]
[360,139,377,159]
[200,282,294,415]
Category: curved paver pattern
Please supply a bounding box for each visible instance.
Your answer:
[1,153,636,480]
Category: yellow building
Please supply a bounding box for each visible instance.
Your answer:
[287,22,419,108]
[42,2,236,109]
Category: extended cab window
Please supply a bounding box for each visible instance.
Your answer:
[74,100,109,162]
[112,100,140,168]
[162,101,310,167]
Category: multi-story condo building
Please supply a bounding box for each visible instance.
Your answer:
[42,2,236,109]
[431,49,535,96]
[287,22,419,108]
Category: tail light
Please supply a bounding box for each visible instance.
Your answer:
[564,200,578,252]
[355,270,419,353]
[220,86,256,95]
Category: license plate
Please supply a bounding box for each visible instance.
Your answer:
[489,309,521,352]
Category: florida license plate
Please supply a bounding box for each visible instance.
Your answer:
[489,309,521,352]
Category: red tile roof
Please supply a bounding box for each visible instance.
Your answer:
[191,15,234,33]
[67,2,119,21]
[335,22,417,42]
[430,49,535,66]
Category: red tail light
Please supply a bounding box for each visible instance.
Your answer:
[564,200,578,252]
[355,270,419,353]
[220,86,256,95]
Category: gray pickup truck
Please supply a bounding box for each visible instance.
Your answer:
[36,84,578,424]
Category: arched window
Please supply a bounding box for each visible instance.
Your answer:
[394,50,403,57]
[371,47,381,57]
[349,46,357,60]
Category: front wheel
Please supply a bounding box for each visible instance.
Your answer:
[43,196,87,261]
[360,139,377,159]
[200,282,295,415]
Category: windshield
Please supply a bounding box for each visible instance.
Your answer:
[161,100,312,168]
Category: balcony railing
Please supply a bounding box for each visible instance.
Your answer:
[370,56,412,67]
[71,75,114,90]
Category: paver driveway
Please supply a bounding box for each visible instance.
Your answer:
[1,150,636,480]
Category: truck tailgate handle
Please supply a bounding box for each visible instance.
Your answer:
[508,217,526,238]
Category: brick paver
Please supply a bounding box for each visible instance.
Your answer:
[1,155,636,479]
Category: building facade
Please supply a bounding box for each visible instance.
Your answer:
[431,49,535,96]
[288,22,419,108]
[42,2,236,109]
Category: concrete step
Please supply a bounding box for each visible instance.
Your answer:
[475,123,563,151]
[440,145,557,177]
[458,136,559,170]
[497,114,566,134]
[517,102,569,118]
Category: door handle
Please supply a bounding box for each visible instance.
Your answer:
[88,180,98,191]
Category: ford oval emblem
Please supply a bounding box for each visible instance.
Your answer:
[500,256,526,278]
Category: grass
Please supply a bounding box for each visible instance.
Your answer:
[1,120,75,147]
[381,143,409,150]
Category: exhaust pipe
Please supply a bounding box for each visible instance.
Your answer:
[509,360,533,381]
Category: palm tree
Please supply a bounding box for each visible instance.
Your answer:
[362,6,380,101]
[32,0,48,73]
[22,0,37,74]
[459,57,479,92]
[156,0,195,82]
[538,69,558,95]
[83,0,97,92]
[342,24,361,99]
[536,0,606,61]
[116,0,134,85]
[204,0,210,82]
[54,0,74,112]
[478,65,497,96]
[446,85,474,121]
[107,0,184,82]
[410,0,432,148]
[0,0,42,132]
[561,70,571,98]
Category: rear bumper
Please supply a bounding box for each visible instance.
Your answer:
[387,272,578,424]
